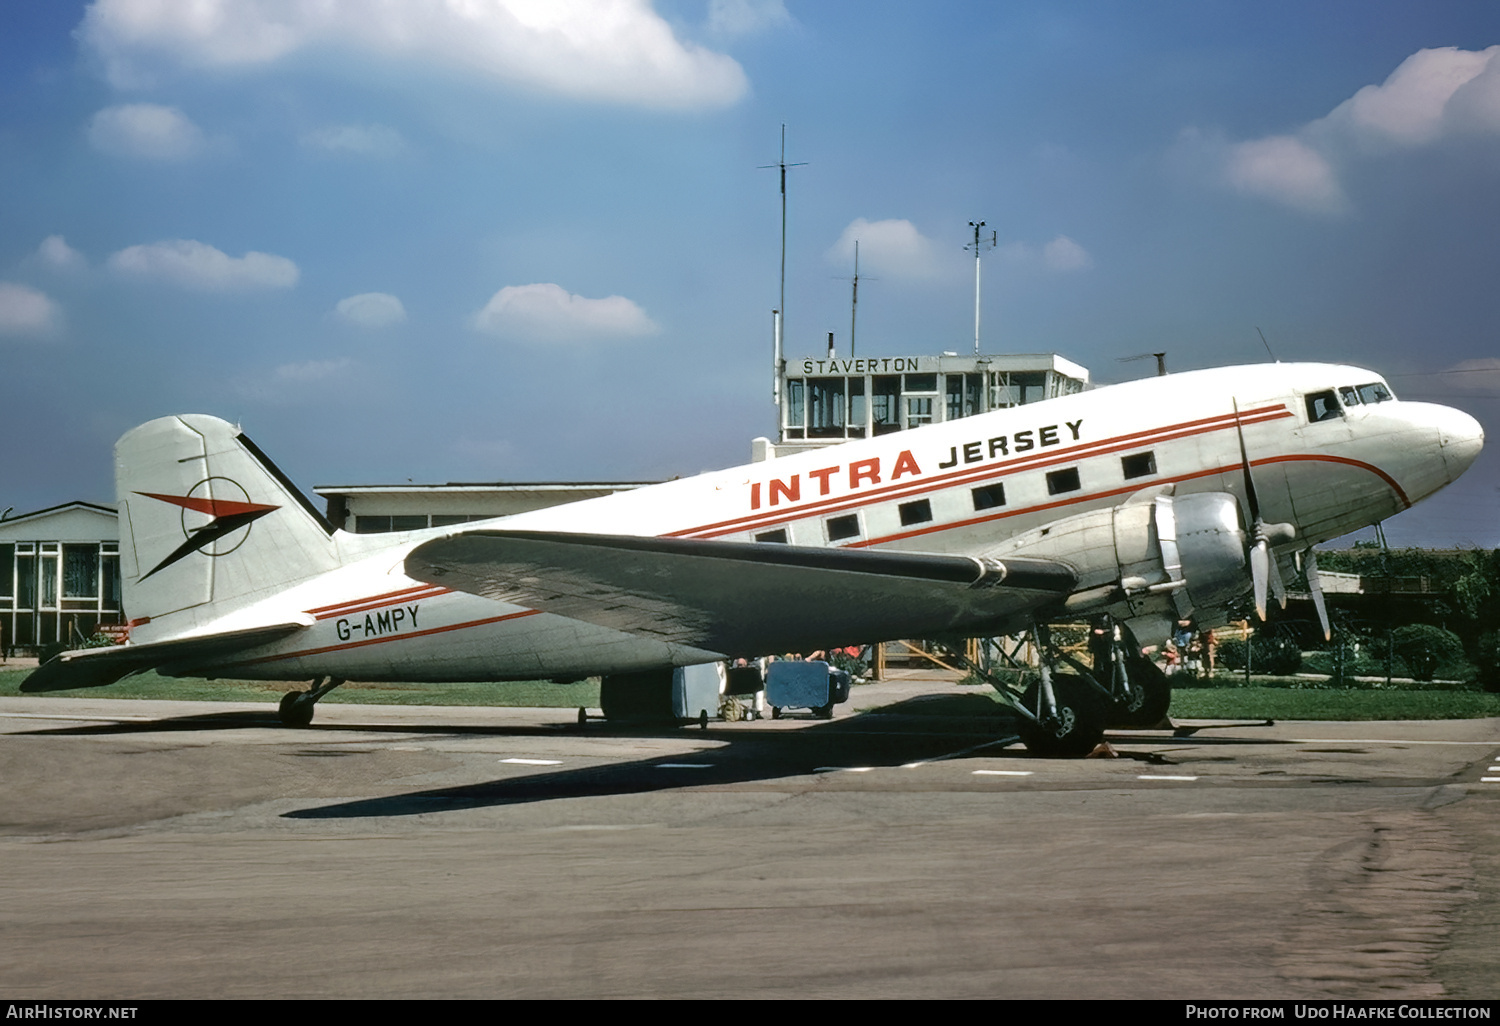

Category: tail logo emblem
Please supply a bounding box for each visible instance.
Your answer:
[137,478,279,579]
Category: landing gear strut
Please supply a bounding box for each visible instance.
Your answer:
[277,676,345,728]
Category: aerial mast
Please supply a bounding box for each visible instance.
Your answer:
[966,220,996,355]
[760,126,806,415]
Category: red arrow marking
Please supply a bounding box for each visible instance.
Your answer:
[137,492,280,518]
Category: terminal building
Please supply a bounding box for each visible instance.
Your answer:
[761,352,1090,460]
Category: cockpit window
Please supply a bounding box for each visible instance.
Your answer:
[1339,385,1360,407]
[1356,381,1393,404]
[1305,390,1342,422]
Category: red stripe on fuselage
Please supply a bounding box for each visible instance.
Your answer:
[674,405,1294,540]
[231,608,544,666]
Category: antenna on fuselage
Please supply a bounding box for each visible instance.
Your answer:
[1255,327,1278,362]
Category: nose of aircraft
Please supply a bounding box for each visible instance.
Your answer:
[1435,404,1485,482]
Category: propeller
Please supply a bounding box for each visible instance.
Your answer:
[1232,400,1296,621]
[1304,549,1332,641]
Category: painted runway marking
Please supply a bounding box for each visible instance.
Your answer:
[972,770,1033,776]
[815,766,874,773]
[656,763,713,769]
[1481,777,1500,783]
[1138,775,1199,781]
[501,758,562,766]
[1289,737,1497,746]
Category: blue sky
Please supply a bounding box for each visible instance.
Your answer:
[2,1,1497,547]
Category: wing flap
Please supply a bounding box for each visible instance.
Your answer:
[20,622,309,693]
[406,531,1076,656]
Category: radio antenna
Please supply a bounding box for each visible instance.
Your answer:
[966,221,997,354]
[1255,326,1278,362]
[759,125,807,411]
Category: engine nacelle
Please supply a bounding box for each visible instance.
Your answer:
[986,492,1253,647]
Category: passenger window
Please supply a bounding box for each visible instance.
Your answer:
[1357,382,1393,404]
[1339,386,1360,407]
[898,499,932,526]
[1121,452,1156,479]
[754,528,788,544]
[1046,468,1081,495]
[826,514,861,542]
[972,483,1006,511]
[1304,390,1342,422]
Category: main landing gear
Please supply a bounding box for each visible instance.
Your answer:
[277,676,345,728]
[955,618,1173,756]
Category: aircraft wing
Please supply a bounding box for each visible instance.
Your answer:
[20,622,310,693]
[406,530,1078,656]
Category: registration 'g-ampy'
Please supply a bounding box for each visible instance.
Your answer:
[24,362,1484,754]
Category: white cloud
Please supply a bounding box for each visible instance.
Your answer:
[335,292,406,328]
[303,124,406,157]
[80,0,748,110]
[996,236,1095,273]
[471,283,657,342]
[706,0,792,39]
[87,103,204,160]
[1322,46,1500,148]
[1041,235,1094,272]
[35,235,87,272]
[106,239,299,290]
[1195,46,1500,214]
[0,283,61,335]
[1223,134,1346,213]
[826,218,941,279]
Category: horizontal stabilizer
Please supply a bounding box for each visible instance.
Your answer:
[20,622,309,693]
[406,531,1077,656]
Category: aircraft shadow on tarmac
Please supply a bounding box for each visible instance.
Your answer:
[16,694,1292,818]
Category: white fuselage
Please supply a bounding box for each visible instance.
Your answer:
[177,363,1483,682]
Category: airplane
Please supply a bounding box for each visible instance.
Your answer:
[22,361,1484,755]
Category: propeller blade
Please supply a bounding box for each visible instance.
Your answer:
[1232,399,1261,522]
[1269,551,1287,609]
[1251,540,1269,621]
[1306,550,1331,641]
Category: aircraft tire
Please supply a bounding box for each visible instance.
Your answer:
[815,703,834,720]
[278,691,315,729]
[1017,673,1106,757]
[1109,655,1172,728]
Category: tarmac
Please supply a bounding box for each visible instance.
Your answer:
[1,668,1497,1000]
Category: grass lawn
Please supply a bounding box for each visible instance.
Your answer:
[1166,686,1500,721]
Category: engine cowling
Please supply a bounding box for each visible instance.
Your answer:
[985,492,1254,647]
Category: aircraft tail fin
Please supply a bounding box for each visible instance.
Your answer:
[115,415,342,636]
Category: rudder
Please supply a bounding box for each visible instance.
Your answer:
[115,415,341,636]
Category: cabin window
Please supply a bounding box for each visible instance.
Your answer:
[1305,390,1342,422]
[898,499,933,526]
[1121,452,1156,480]
[1357,382,1393,404]
[826,514,861,543]
[754,528,788,544]
[1046,468,1081,495]
[972,482,1006,510]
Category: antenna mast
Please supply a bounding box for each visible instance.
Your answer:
[966,221,997,355]
[760,126,806,414]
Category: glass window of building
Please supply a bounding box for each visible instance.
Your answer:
[784,378,805,439]
[808,377,846,439]
[872,376,901,435]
